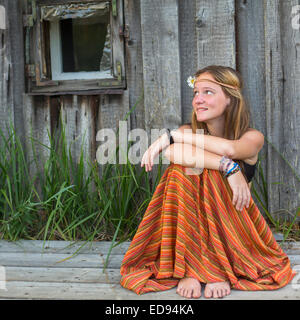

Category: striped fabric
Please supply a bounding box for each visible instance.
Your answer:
[120,163,296,295]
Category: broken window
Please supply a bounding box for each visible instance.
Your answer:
[24,0,126,94]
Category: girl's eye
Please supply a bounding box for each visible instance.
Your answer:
[193,90,213,96]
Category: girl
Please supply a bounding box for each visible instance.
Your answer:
[120,65,296,299]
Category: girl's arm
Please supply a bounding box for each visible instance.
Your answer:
[163,143,223,170]
[141,126,231,173]
[171,125,264,161]
[170,127,234,158]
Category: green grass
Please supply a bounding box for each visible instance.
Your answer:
[0,119,163,265]
[0,95,166,267]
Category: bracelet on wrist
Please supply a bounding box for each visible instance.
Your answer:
[166,128,175,145]
[225,163,241,178]
[225,162,238,176]
[219,156,241,178]
[219,156,234,174]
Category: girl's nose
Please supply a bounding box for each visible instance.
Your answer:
[194,93,205,104]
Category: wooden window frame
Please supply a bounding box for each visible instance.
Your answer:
[24,0,126,95]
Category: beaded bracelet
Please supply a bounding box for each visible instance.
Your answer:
[225,162,238,176]
[219,156,233,174]
[225,165,240,178]
[166,128,174,145]
[224,160,233,174]
[225,163,241,178]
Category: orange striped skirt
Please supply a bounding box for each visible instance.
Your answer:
[120,163,296,294]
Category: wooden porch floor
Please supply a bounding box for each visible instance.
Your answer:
[0,239,299,300]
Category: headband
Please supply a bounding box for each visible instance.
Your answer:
[187,76,239,90]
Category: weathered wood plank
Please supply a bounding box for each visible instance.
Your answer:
[264,0,284,217]
[279,0,300,218]
[178,0,197,125]
[236,0,266,133]
[235,0,268,217]
[58,95,99,193]
[0,282,299,300]
[195,0,236,68]
[0,251,299,270]
[59,96,94,183]
[140,0,182,182]
[5,266,121,284]
[5,0,26,148]
[95,90,130,178]
[0,240,131,255]
[0,282,171,300]
[0,239,296,254]
[23,95,51,195]
[111,0,125,83]
[0,252,125,268]
[0,0,13,141]
[124,0,145,131]
[96,92,130,134]
[140,0,182,132]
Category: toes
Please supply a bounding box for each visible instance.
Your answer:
[176,279,202,299]
[181,288,186,297]
[204,287,212,298]
[193,290,201,299]
[186,289,192,298]
[182,288,190,298]
[176,287,183,296]
[213,288,219,298]
[205,283,231,299]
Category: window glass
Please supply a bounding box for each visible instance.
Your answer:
[60,14,110,73]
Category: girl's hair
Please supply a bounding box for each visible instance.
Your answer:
[190,65,252,181]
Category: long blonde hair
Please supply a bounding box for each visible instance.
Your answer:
[190,65,252,180]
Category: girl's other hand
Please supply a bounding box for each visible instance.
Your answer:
[227,170,251,211]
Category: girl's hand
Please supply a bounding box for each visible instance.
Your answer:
[227,170,251,211]
[141,138,163,172]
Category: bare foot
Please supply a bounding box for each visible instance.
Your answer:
[176,277,202,299]
[204,281,231,299]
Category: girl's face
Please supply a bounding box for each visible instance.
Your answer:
[192,73,231,123]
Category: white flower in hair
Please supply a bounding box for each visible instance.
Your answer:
[187,76,196,88]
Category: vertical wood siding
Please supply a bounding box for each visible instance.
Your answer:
[0,0,299,220]
[235,0,268,217]
[140,0,182,132]
[280,0,300,216]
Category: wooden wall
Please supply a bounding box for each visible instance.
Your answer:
[0,0,299,220]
